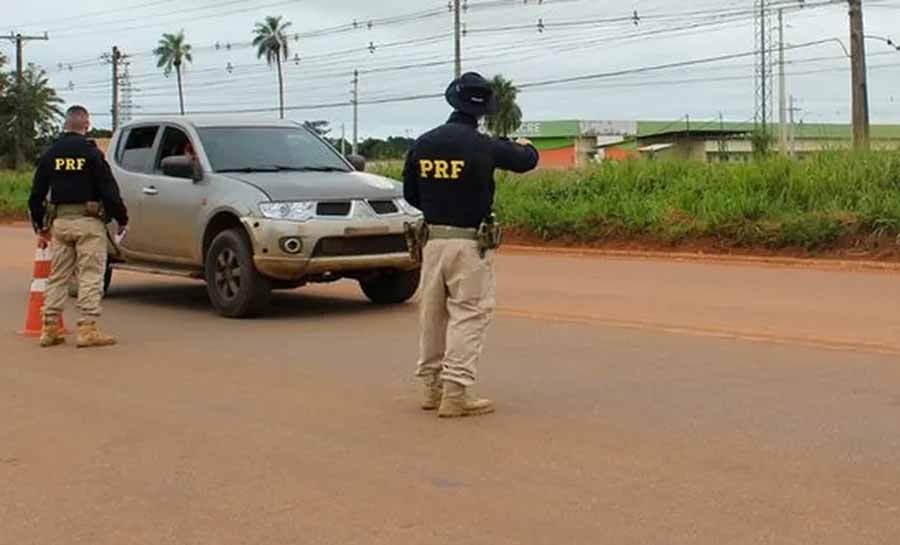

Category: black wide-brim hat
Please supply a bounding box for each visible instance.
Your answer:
[445,72,498,116]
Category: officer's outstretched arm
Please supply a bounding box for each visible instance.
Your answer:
[91,150,129,226]
[491,139,539,174]
[28,156,52,232]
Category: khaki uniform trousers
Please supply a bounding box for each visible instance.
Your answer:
[416,238,496,387]
[43,216,108,324]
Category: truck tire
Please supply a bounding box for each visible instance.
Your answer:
[103,264,113,295]
[205,229,271,318]
[360,269,421,305]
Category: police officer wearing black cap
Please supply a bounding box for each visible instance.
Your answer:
[403,72,539,418]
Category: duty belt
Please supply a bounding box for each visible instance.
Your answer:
[52,202,102,219]
[427,225,479,241]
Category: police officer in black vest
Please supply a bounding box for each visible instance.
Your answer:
[403,72,539,418]
[29,105,129,348]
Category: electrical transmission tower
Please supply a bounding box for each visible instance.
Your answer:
[754,0,777,131]
[119,61,136,124]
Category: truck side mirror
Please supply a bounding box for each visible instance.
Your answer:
[162,155,203,182]
[348,154,367,172]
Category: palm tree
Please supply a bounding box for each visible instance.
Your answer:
[0,64,63,168]
[153,30,193,115]
[486,75,523,138]
[253,16,293,119]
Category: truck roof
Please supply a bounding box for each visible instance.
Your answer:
[120,116,301,130]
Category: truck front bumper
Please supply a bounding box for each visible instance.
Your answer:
[241,216,418,282]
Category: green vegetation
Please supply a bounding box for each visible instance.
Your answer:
[374,152,900,251]
[0,170,32,219]
[0,53,64,169]
[486,75,523,138]
[7,153,900,251]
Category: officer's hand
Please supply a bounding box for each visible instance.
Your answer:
[117,224,128,236]
[37,230,51,249]
[515,138,533,147]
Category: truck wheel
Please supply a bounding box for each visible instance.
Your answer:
[205,229,271,318]
[360,269,420,305]
[103,264,113,295]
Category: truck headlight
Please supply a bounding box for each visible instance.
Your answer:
[259,201,316,222]
[396,198,423,217]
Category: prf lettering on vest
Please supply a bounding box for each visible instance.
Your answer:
[419,159,465,180]
[54,158,87,171]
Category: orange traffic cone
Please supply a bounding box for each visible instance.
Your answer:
[19,245,66,337]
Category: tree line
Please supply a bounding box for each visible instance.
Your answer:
[0,53,63,169]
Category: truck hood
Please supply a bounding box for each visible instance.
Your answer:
[221,171,401,201]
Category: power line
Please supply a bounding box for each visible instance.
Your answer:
[39,0,888,129]
[70,35,890,100]
[56,1,795,90]
[49,0,771,68]
[44,0,568,48]
[27,0,742,86]
[49,0,303,39]
[58,23,872,116]
[12,0,179,29]
[59,13,868,101]
[84,39,860,117]
[81,57,900,117]
[515,39,841,89]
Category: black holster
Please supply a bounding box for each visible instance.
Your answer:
[476,213,503,258]
[403,220,429,264]
[43,202,56,230]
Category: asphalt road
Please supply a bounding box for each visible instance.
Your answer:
[2,224,899,545]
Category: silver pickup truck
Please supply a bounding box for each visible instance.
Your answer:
[103,116,422,318]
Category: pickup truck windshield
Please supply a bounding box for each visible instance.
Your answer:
[198,127,351,173]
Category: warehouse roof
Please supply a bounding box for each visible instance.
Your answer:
[512,119,900,141]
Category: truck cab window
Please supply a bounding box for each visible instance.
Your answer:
[156,127,196,173]
[118,126,159,174]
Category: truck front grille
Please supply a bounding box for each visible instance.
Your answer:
[312,235,407,258]
[368,200,399,215]
[316,202,352,216]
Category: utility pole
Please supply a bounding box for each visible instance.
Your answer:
[341,124,346,156]
[453,0,462,78]
[789,95,799,158]
[0,32,49,169]
[351,70,359,155]
[15,36,24,168]
[849,0,870,150]
[111,46,122,131]
[718,112,728,159]
[15,36,24,83]
[778,9,789,155]
[760,0,767,128]
[103,47,129,130]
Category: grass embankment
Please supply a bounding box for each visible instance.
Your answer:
[0,170,30,221]
[374,152,900,255]
[5,154,900,255]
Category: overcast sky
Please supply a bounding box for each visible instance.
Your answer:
[6,0,900,137]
